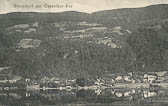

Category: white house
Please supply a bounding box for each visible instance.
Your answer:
[148,75,157,83]
[124,91,131,97]
[115,92,123,97]
[123,76,131,82]
[143,74,157,83]
[115,76,123,81]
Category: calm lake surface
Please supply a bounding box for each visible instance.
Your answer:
[0,88,168,106]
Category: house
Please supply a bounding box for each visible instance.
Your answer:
[143,74,157,83]
[155,71,167,83]
[128,72,133,76]
[115,76,123,81]
[25,78,30,82]
[131,79,136,83]
[95,81,104,86]
[115,92,123,97]
[124,91,132,97]
[155,77,165,83]
[54,78,60,83]
[50,77,60,84]
[143,90,157,98]
[154,71,167,77]
[148,75,157,83]
[143,78,148,83]
[163,74,168,82]
[148,71,167,83]
[95,78,105,86]
[123,76,131,82]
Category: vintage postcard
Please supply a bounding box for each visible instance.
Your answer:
[0,0,168,106]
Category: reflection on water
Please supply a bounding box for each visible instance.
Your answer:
[0,89,168,106]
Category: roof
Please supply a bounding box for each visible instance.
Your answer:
[155,71,167,76]
[148,71,167,77]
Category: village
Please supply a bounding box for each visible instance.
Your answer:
[1,66,168,102]
[1,66,168,91]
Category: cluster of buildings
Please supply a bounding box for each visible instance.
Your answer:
[1,65,168,90]
[104,71,168,84]
[143,71,168,83]
[35,71,168,91]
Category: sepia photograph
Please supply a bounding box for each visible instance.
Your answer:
[1,0,168,106]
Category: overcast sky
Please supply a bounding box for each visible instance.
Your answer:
[0,0,168,14]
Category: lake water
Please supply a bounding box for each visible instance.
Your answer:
[0,88,168,106]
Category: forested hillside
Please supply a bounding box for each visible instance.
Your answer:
[0,4,168,79]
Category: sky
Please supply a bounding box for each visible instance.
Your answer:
[0,0,168,14]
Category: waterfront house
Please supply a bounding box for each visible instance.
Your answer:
[155,71,167,83]
[143,90,157,98]
[123,76,131,82]
[155,71,167,76]
[148,75,157,83]
[164,75,168,83]
[124,91,132,97]
[25,78,30,82]
[147,71,167,83]
[115,92,123,97]
[50,77,60,84]
[156,76,165,83]
[143,78,148,83]
[131,79,136,83]
[143,73,157,83]
[115,76,123,81]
